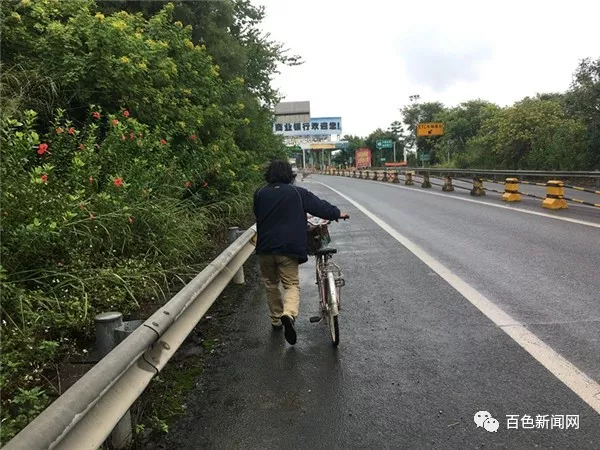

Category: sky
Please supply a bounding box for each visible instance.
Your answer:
[252,0,600,137]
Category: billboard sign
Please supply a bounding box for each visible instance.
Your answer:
[273,117,342,136]
[417,122,445,136]
[376,139,393,149]
[355,148,372,169]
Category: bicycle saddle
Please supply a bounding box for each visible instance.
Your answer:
[315,247,337,256]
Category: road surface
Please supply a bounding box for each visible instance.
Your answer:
[152,174,600,449]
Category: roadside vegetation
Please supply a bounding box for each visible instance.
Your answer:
[0,0,300,443]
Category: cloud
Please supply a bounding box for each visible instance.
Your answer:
[396,27,494,93]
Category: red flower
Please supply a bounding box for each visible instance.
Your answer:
[203,182,208,188]
[56,127,63,134]
[89,213,95,220]
[185,181,191,188]
[113,177,123,187]
[128,216,133,224]
[160,139,167,145]
[37,143,49,155]
[68,127,75,135]
[123,110,130,117]
[121,135,127,141]
[78,143,85,150]
[112,119,119,126]
[41,174,48,183]
[129,132,135,140]
[92,111,101,119]
[89,176,94,184]
[190,135,197,141]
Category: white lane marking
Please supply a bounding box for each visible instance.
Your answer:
[318,181,600,415]
[317,177,600,229]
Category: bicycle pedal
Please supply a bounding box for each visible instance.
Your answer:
[309,316,322,323]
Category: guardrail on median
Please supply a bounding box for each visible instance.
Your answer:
[3,225,258,450]
[323,169,600,209]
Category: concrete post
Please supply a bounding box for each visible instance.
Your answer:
[470,178,486,196]
[542,180,568,210]
[502,178,521,202]
[421,172,432,188]
[228,227,245,284]
[442,176,454,192]
[94,312,132,449]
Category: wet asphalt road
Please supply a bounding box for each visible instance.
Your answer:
[155,174,600,449]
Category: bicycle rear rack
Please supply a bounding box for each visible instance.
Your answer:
[326,261,345,287]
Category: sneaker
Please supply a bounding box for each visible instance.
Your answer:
[281,314,297,345]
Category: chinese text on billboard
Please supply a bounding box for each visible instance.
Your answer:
[273,117,342,136]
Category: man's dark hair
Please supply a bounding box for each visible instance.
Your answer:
[264,159,294,184]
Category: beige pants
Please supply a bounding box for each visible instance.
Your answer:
[258,254,300,325]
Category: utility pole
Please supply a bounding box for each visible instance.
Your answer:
[409,94,421,166]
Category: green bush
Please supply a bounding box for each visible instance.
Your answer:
[0,0,288,442]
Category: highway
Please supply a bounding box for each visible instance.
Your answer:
[154,174,600,449]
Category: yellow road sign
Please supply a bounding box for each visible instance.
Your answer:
[417,122,444,137]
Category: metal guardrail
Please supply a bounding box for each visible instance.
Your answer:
[365,167,600,179]
[324,169,600,209]
[3,225,258,450]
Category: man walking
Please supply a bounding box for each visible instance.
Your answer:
[253,160,349,345]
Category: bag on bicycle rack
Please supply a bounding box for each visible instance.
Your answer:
[307,223,330,256]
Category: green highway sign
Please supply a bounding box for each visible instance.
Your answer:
[286,145,302,151]
[381,157,386,161]
[376,139,393,150]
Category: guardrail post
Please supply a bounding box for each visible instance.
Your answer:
[405,171,414,185]
[542,180,568,209]
[390,171,399,183]
[470,177,486,196]
[373,171,378,181]
[228,227,245,284]
[442,176,454,192]
[502,178,521,202]
[381,171,388,182]
[94,312,133,449]
[421,172,432,188]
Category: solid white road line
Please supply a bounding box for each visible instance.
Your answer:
[318,181,600,415]
[318,176,600,229]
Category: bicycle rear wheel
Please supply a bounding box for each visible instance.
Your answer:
[326,271,340,346]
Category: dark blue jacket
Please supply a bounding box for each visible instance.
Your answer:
[253,182,341,264]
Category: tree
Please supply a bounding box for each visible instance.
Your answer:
[433,100,500,164]
[332,134,366,166]
[400,101,445,164]
[365,128,396,165]
[467,97,588,169]
[388,120,406,161]
[565,57,600,168]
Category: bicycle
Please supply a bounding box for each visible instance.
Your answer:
[307,214,348,346]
